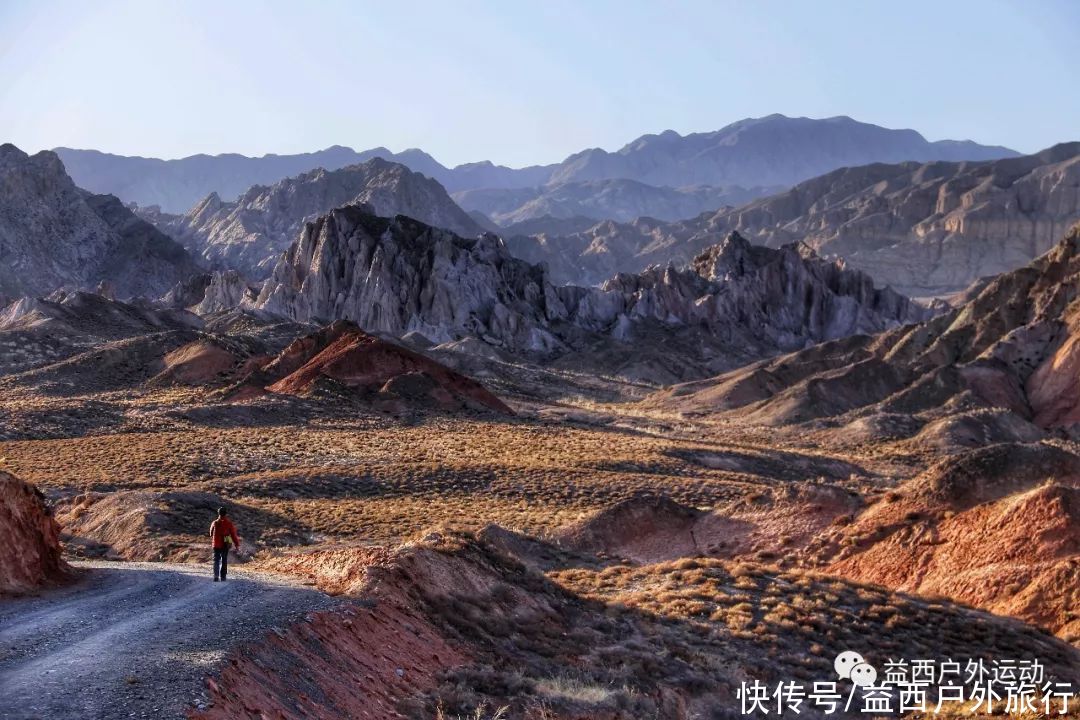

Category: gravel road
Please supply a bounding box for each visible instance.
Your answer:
[0,560,342,720]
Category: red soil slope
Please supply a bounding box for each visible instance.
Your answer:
[193,541,477,720]
[0,471,70,593]
[824,443,1080,640]
[266,322,512,413]
[193,599,468,720]
[213,320,511,413]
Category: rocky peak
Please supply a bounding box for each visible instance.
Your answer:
[256,208,563,352]
[0,144,200,300]
[253,206,936,376]
[522,143,1080,294]
[691,231,763,280]
[154,158,485,279]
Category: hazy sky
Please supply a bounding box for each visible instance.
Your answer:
[2,0,1077,167]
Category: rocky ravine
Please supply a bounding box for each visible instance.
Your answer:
[0,144,201,302]
[141,158,485,280]
[512,143,1080,293]
[252,207,931,379]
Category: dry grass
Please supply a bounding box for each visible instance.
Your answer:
[533,675,623,703]
[547,558,1078,686]
[1,391,882,556]
[364,533,1080,719]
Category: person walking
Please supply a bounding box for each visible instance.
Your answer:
[210,507,241,581]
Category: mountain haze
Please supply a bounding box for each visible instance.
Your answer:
[452,179,780,226]
[511,143,1080,293]
[55,115,1017,214]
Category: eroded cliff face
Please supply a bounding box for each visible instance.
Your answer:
[0,144,200,301]
[256,209,566,352]
[252,207,931,373]
[649,222,1080,434]
[515,143,1080,295]
[153,158,485,279]
[730,143,1080,296]
[0,472,70,594]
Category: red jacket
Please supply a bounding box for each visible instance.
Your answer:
[210,517,240,550]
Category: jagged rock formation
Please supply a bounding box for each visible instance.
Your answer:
[0,144,201,301]
[0,472,70,594]
[253,207,931,378]
[517,143,1080,293]
[452,179,777,226]
[160,272,213,309]
[144,158,484,278]
[255,210,566,353]
[717,142,1080,296]
[648,223,1080,434]
[189,271,259,315]
[56,115,1016,213]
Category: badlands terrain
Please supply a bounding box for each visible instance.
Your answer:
[4,226,1080,717]
[2,119,1080,720]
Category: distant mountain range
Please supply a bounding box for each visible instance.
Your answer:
[0,144,199,302]
[54,114,1018,214]
[509,143,1080,296]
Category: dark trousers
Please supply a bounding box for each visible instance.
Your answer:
[213,547,230,580]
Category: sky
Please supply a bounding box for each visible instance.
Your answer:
[1,0,1077,167]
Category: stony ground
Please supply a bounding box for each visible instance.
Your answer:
[0,561,341,720]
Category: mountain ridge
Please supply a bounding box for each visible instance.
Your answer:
[509,142,1080,293]
[54,114,1018,213]
[251,207,932,381]
[0,143,201,302]
[141,157,485,279]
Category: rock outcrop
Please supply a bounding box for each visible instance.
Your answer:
[649,222,1080,434]
[517,143,1080,293]
[146,158,484,279]
[189,271,259,315]
[0,472,70,593]
[253,207,931,376]
[0,144,201,300]
[255,209,567,352]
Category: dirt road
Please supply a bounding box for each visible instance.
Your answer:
[0,560,342,720]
